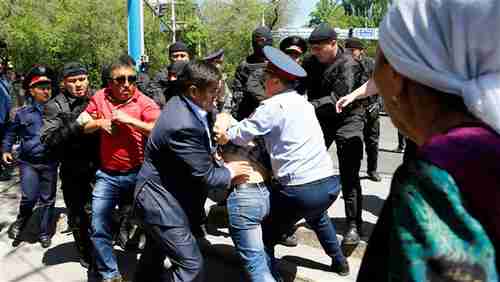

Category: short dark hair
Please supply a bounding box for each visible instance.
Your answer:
[108,59,135,78]
[182,60,221,91]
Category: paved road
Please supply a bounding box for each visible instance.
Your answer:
[0,116,403,282]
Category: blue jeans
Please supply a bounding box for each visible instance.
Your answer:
[227,183,277,282]
[91,169,137,279]
[264,176,346,267]
[18,160,58,239]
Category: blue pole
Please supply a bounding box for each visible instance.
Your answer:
[127,0,144,71]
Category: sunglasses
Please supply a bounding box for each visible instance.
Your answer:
[112,75,137,85]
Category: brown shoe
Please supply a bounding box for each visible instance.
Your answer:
[102,275,122,282]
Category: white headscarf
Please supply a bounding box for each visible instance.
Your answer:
[379,0,500,134]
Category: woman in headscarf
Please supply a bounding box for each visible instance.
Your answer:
[357,0,500,281]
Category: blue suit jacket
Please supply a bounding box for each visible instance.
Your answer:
[135,95,231,227]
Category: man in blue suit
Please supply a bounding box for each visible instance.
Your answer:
[133,60,251,282]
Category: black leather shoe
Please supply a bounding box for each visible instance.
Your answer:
[277,233,298,247]
[8,218,28,240]
[331,259,350,276]
[367,171,382,182]
[40,237,52,248]
[342,225,360,245]
[393,147,405,153]
[102,275,123,282]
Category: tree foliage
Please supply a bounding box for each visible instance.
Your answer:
[0,0,295,85]
[309,0,391,28]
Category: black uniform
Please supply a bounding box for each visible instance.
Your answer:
[41,90,99,263]
[358,56,381,175]
[301,47,366,233]
[231,54,267,120]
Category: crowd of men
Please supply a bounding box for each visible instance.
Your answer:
[0,23,387,282]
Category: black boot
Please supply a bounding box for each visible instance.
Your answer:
[367,171,382,182]
[331,258,350,276]
[8,216,30,240]
[342,223,360,245]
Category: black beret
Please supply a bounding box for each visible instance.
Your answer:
[345,38,364,50]
[203,49,224,61]
[169,41,189,55]
[308,23,337,44]
[252,26,273,45]
[62,62,88,78]
[279,36,308,54]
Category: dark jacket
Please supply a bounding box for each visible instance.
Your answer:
[143,67,170,108]
[230,54,267,120]
[40,90,99,172]
[357,56,381,109]
[300,47,364,116]
[2,103,53,164]
[135,95,231,227]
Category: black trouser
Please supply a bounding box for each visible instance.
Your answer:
[336,136,364,226]
[363,108,380,173]
[397,131,406,150]
[60,164,94,260]
[316,105,364,227]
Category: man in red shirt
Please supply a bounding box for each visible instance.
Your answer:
[78,60,160,282]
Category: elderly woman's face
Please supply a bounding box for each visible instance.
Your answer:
[373,48,411,137]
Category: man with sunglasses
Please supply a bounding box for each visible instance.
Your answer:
[40,62,98,268]
[77,60,160,282]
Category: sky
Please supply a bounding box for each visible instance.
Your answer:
[289,0,319,27]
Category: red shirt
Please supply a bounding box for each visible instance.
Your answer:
[86,88,160,172]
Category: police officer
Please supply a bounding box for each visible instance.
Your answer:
[345,38,382,182]
[215,46,350,277]
[301,23,365,245]
[41,62,99,268]
[145,41,191,107]
[204,48,233,113]
[231,26,272,121]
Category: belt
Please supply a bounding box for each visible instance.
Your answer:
[233,182,268,190]
[100,167,140,176]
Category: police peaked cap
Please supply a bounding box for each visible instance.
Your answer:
[263,46,306,81]
[279,36,308,54]
[203,49,224,61]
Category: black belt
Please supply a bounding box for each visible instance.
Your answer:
[233,182,268,190]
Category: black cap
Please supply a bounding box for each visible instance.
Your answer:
[62,62,88,78]
[279,36,308,54]
[263,46,307,81]
[169,41,189,56]
[308,23,337,44]
[203,49,224,61]
[345,38,364,50]
[252,26,273,46]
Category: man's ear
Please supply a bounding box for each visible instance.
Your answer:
[187,85,197,98]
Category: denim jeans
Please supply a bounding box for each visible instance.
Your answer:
[18,160,58,239]
[264,176,346,267]
[227,183,277,282]
[91,169,137,279]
